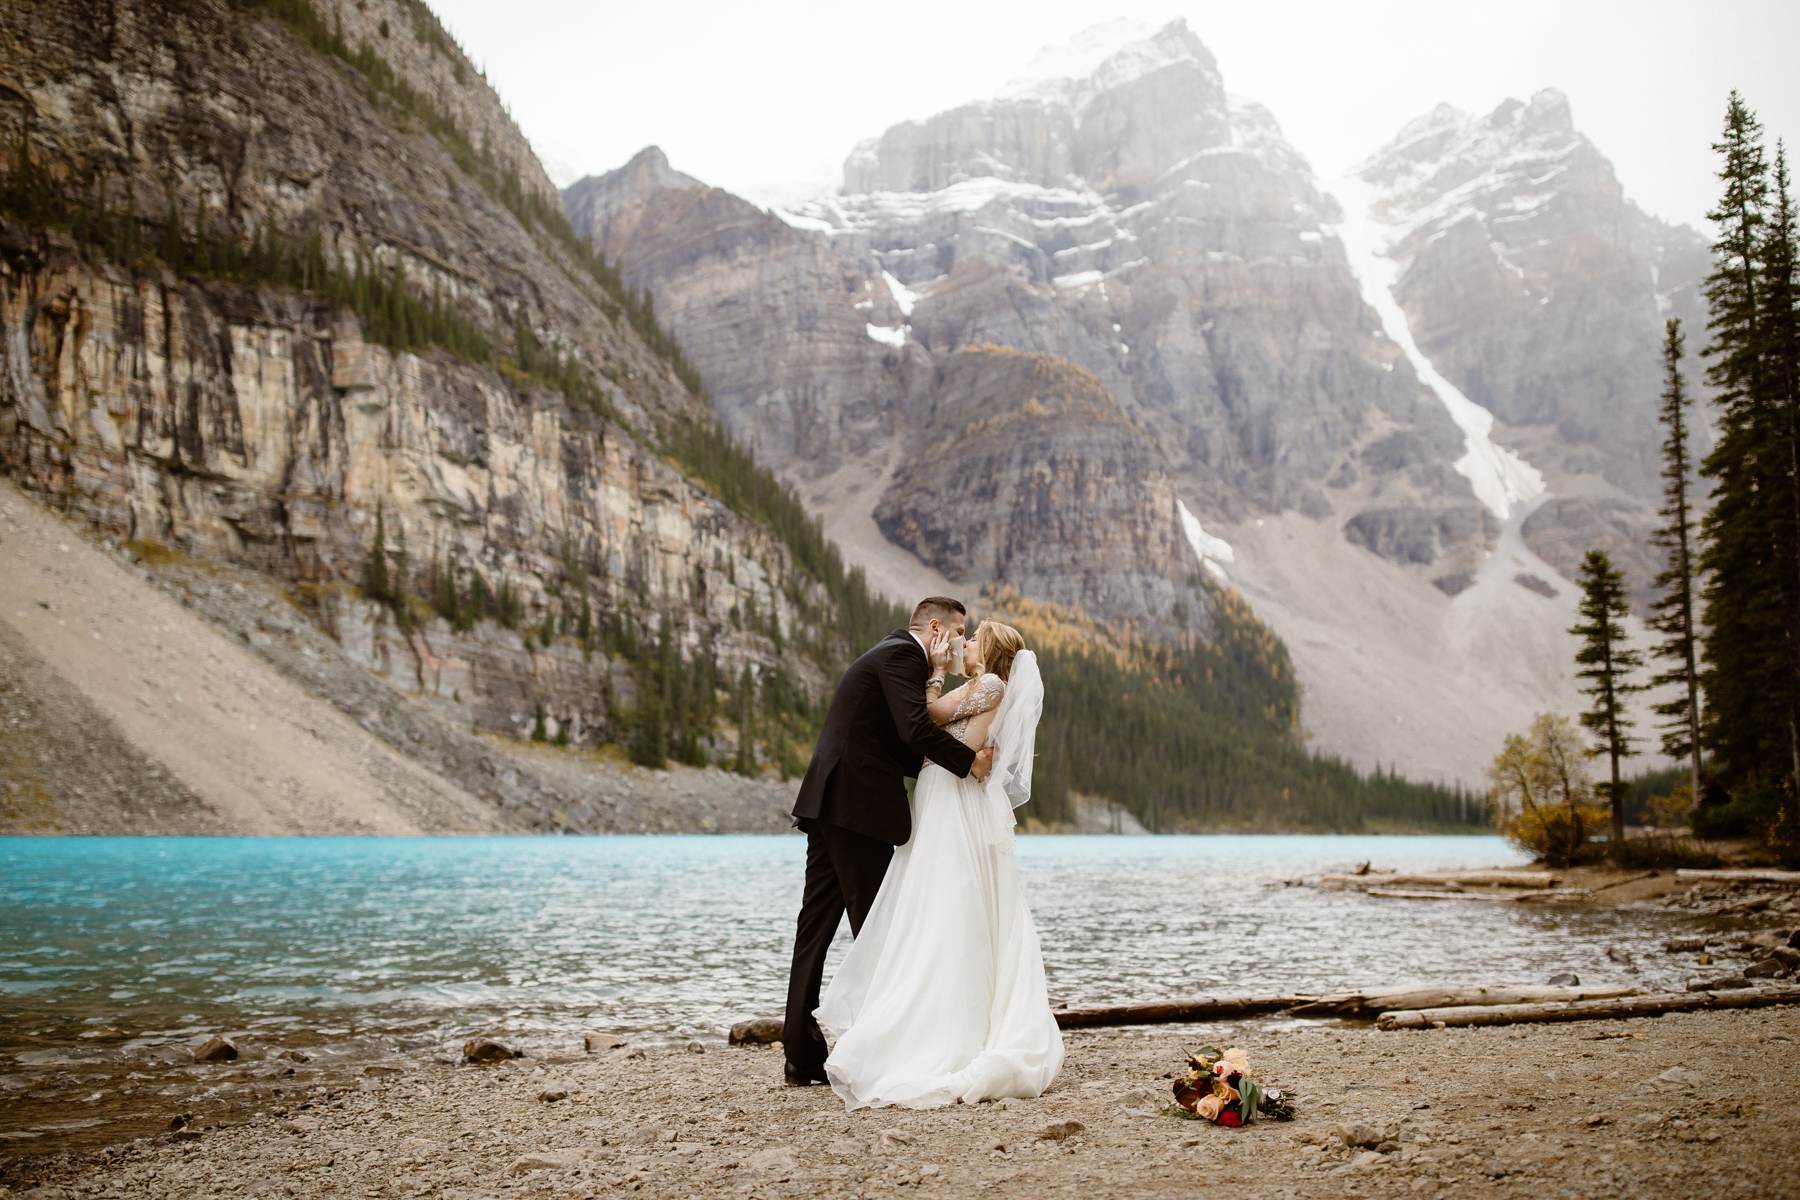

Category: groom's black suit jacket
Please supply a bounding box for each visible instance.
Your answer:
[791,628,978,845]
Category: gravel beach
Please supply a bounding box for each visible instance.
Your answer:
[6,1006,1798,1199]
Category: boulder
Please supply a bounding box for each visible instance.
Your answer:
[1338,1122,1395,1150]
[1744,958,1787,979]
[193,1036,238,1063]
[729,1018,783,1046]
[583,1032,628,1053]
[462,1038,522,1063]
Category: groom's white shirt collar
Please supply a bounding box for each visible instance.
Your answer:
[907,629,926,655]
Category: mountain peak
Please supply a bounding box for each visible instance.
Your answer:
[1522,87,1574,133]
[625,145,671,172]
[587,144,705,195]
[997,16,1216,111]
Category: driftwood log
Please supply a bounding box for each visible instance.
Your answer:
[723,999,1308,1044]
[1376,985,1800,1030]
[1362,887,1515,901]
[1319,870,1559,889]
[731,984,1660,1041]
[1052,995,1306,1029]
[1673,868,1800,885]
[1289,984,1637,1018]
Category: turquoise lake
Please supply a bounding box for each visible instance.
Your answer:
[0,834,1710,1153]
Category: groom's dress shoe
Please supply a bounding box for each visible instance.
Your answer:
[783,1061,829,1087]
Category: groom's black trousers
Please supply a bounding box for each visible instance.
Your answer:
[782,817,893,1072]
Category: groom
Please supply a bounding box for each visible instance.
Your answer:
[781,596,993,1085]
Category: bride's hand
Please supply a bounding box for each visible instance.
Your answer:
[971,746,994,782]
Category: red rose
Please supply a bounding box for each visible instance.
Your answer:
[1216,1110,1243,1128]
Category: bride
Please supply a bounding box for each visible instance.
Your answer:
[814,620,1063,1109]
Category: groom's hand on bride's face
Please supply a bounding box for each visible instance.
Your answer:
[971,746,995,781]
[927,630,954,673]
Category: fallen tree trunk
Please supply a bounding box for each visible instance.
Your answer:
[727,996,1314,1045]
[1363,887,1514,901]
[1052,996,1307,1029]
[1673,868,1800,885]
[1319,870,1559,889]
[1290,984,1638,1018]
[1376,985,1800,1030]
[1509,888,1597,903]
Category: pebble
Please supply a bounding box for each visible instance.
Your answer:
[192,1035,237,1063]
[508,1150,580,1174]
[745,1146,798,1179]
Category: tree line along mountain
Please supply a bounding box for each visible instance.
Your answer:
[0,1,1728,833]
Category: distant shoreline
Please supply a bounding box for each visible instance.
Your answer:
[0,828,1511,839]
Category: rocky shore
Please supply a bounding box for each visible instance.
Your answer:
[5,1007,1797,1199]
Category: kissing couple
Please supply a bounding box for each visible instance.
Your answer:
[780,596,1064,1109]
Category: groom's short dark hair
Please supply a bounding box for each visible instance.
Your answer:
[909,596,966,627]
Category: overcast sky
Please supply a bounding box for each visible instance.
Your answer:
[430,0,1800,232]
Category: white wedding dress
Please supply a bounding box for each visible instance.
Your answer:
[814,656,1063,1109]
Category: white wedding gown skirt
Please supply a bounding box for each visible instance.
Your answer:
[814,761,1064,1109]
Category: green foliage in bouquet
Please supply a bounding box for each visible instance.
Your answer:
[1167,1044,1295,1127]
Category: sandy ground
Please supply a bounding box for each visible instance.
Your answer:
[0,622,226,833]
[5,1007,1797,1200]
[0,480,804,835]
[0,481,499,834]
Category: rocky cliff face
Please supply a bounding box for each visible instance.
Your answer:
[569,18,1697,784]
[569,18,1486,638]
[0,0,832,756]
[1348,90,1713,602]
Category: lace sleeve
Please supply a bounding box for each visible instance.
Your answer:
[951,673,1005,722]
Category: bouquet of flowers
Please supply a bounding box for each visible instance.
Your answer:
[1167,1044,1296,1126]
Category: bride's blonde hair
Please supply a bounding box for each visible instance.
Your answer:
[973,620,1026,681]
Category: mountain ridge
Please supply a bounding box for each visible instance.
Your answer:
[568,18,1696,786]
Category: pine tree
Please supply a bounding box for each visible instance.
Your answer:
[733,665,756,776]
[1571,549,1646,851]
[1698,90,1785,804]
[391,520,413,630]
[532,701,547,743]
[362,505,390,603]
[1761,141,1800,811]
[1648,318,1705,806]
[629,620,672,769]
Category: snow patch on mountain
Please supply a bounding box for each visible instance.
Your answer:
[1330,174,1546,521]
[881,271,917,318]
[1177,499,1235,582]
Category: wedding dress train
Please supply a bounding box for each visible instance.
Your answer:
[814,663,1062,1109]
